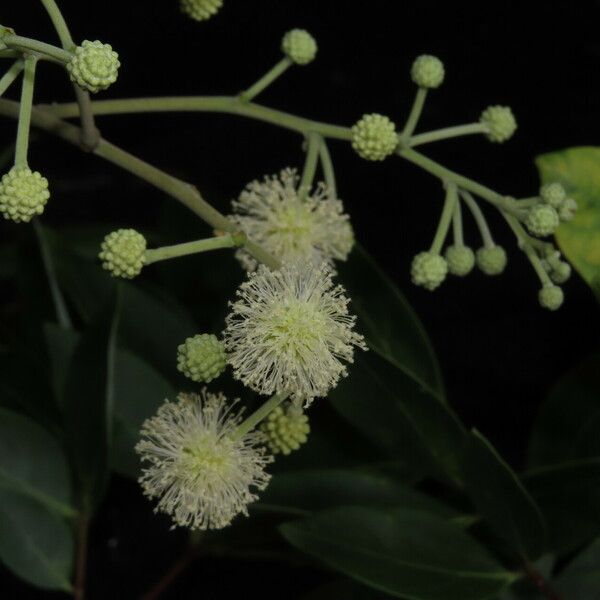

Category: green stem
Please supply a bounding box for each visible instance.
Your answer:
[33,219,72,329]
[402,87,427,140]
[460,190,495,248]
[452,199,465,247]
[318,137,337,197]
[39,0,75,49]
[42,96,353,140]
[0,60,23,97]
[2,33,71,63]
[430,183,458,254]
[298,131,320,199]
[144,234,243,265]
[14,55,37,167]
[233,393,288,441]
[410,122,487,146]
[239,57,292,102]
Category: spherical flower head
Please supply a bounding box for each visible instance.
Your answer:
[351,114,398,161]
[67,40,120,93]
[261,403,310,455]
[0,166,50,223]
[411,252,447,291]
[224,262,367,406]
[540,182,567,209]
[177,334,227,383]
[136,390,272,530]
[411,54,445,89]
[550,261,571,284]
[559,197,577,222]
[444,245,475,277]
[538,285,564,311]
[525,204,559,237]
[180,0,223,21]
[476,246,507,275]
[99,229,146,279]
[230,168,354,272]
[480,106,517,143]
[281,29,317,65]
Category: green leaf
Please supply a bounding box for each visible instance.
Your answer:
[528,354,600,467]
[260,469,458,518]
[523,458,600,555]
[43,324,80,409]
[0,408,74,518]
[536,146,600,296]
[111,348,175,478]
[463,430,546,561]
[555,537,600,598]
[339,245,444,399]
[63,294,120,509]
[329,350,465,484]
[0,491,73,592]
[281,507,516,600]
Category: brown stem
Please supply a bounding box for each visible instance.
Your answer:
[141,547,197,600]
[523,561,563,600]
[73,514,89,600]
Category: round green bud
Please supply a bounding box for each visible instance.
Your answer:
[260,404,310,455]
[411,251,448,291]
[99,229,146,279]
[67,40,120,93]
[480,105,517,143]
[476,245,507,275]
[351,114,398,161]
[180,0,223,21]
[281,29,317,65]
[550,261,571,284]
[540,182,566,209]
[0,166,50,223]
[559,197,577,222]
[411,54,445,89]
[445,245,475,277]
[538,285,564,311]
[177,333,227,383]
[525,204,559,237]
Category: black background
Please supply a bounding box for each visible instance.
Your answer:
[2,0,600,597]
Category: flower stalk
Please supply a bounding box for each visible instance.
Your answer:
[144,233,245,265]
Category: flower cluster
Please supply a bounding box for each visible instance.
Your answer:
[177,334,227,383]
[67,40,120,93]
[180,0,223,22]
[261,403,310,455]
[0,166,50,223]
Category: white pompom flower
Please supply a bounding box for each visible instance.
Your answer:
[224,262,367,406]
[229,168,354,272]
[136,390,272,531]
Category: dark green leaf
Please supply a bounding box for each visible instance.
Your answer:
[281,507,516,600]
[464,430,546,560]
[63,295,120,509]
[111,349,174,478]
[523,458,600,554]
[555,537,600,598]
[330,350,465,484]
[260,469,458,518]
[43,324,80,409]
[528,355,600,467]
[0,491,73,592]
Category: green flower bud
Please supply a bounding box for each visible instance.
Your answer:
[444,245,475,277]
[180,0,223,21]
[538,284,564,311]
[260,404,310,455]
[476,246,507,275]
[177,333,227,383]
[411,251,448,290]
[411,54,445,89]
[550,261,571,284]
[540,182,566,209]
[281,29,317,65]
[480,105,517,143]
[351,114,398,161]
[525,204,559,237]
[0,166,50,223]
[67,40,120,93]
[99,229,146,279]
[558,197,577,222]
